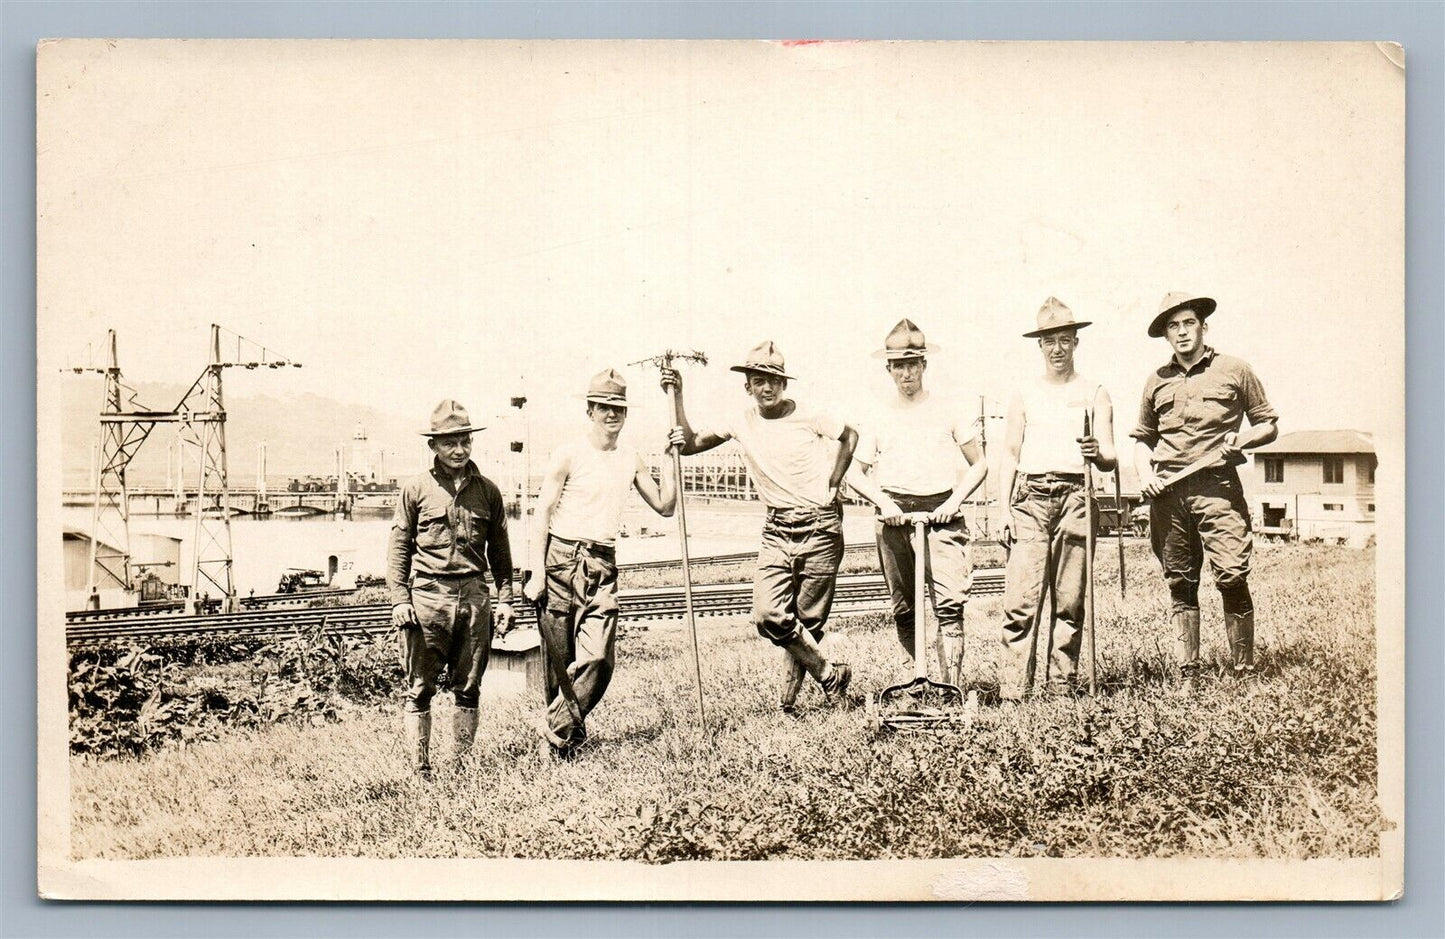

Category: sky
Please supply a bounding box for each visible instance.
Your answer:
[38,40,1405,466]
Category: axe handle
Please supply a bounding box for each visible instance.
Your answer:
[1155,448,1237,491]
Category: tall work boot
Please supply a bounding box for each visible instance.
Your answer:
[1173,609,1201,691]
[778,651,806,713]
[404,710,433,780]
[938,632,965,688]
[451,706,479,765]
[1225,612,1256,676]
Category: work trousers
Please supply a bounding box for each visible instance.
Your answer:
[1000,475,1089,699]
[399,573,492,713]
[874,490,972,658]
[753,504,844,646]
[538,536,619,748]
[1149,466,1255,670]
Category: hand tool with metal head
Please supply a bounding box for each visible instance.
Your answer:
[630,349,710,738]
[867,513,977,732]
[1082,412,1098,696]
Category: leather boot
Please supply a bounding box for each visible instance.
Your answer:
[1225,611,1256,675]
[404,710,432,780]
[451,706,479,764]
[1173,609,1201,691]
[778,651,806,713]
[938,633,965,688]
[820,662,853,704]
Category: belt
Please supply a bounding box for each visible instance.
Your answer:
[1024,473,1084,483]
[413,569,485,581]
[550,533,617,556]
[765,503,841,521]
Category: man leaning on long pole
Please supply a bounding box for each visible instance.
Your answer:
[996,299,1116,700]
[662,342,857,712]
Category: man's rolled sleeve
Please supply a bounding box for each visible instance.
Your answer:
[1239,364,1279,426]
[386,483,418,606]
[1129,376,1161,447]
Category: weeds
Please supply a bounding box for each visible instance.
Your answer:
[70,543,1382,861]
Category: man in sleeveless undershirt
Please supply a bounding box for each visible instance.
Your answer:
[845,319,987,688]
[525,369,677,757]
[996,298,1117,700]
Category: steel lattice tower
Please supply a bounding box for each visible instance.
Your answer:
[68,323,299,612]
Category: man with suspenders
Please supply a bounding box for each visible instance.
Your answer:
[996,299,1117,700]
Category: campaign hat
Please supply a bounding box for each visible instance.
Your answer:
[1149,292,1216,338]
[1023,297,1092,338]
[421,399,483,436]
[873,318,941,359]
[729,341,796,380]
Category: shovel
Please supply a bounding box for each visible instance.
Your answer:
[867,514,977,732]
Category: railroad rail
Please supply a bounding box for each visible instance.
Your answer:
[65,570,1006,649]
[66,543,885,623]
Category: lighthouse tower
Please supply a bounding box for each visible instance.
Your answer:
[349,424,373,483]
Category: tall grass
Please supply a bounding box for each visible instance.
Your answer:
[70,543,1381,861]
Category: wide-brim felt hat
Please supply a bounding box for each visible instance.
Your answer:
[421,399,484,436]
[580,367,629,407]
[1023,297,1092,338]
[872,318,940,359]
[729,340,796,380]
[1149,292,1216,338]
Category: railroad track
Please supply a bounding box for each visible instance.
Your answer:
[66,543,886,623]
[65,569,1005,649]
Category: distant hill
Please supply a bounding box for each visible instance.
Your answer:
[60,381,434,489]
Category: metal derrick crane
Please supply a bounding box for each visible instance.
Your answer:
[69,324,299,612]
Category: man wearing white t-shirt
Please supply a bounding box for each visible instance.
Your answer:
[997,298,1117,700]
[525,368,677,756]
[662,342,857,711]
[846,320,987,687]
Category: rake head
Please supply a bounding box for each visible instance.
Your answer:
[869,676,974,733]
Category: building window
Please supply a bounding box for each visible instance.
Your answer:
[1322,457,1344,485]
[1368,503,1375,513]
[1262,458,1284,483]
[1323,503,1343,511]
[1366,458,1376,484]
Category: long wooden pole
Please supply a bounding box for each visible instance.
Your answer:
[1115,469,1127,597]
[667,380,708,735]
[1082,412,1098,696]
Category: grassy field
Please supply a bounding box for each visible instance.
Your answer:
[70,542,1382,861]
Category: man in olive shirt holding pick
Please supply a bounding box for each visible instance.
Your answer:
[387,399,515,779]
[1132,294,1278,688]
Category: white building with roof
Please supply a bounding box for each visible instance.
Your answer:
[1246,430,1376,546]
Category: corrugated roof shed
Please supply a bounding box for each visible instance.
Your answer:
[1255,430,1374,455]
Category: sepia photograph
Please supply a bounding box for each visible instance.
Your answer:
[35,38,1405,901]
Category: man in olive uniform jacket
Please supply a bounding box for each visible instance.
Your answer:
[1131,293,1278,687]
[387,400,515,778]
